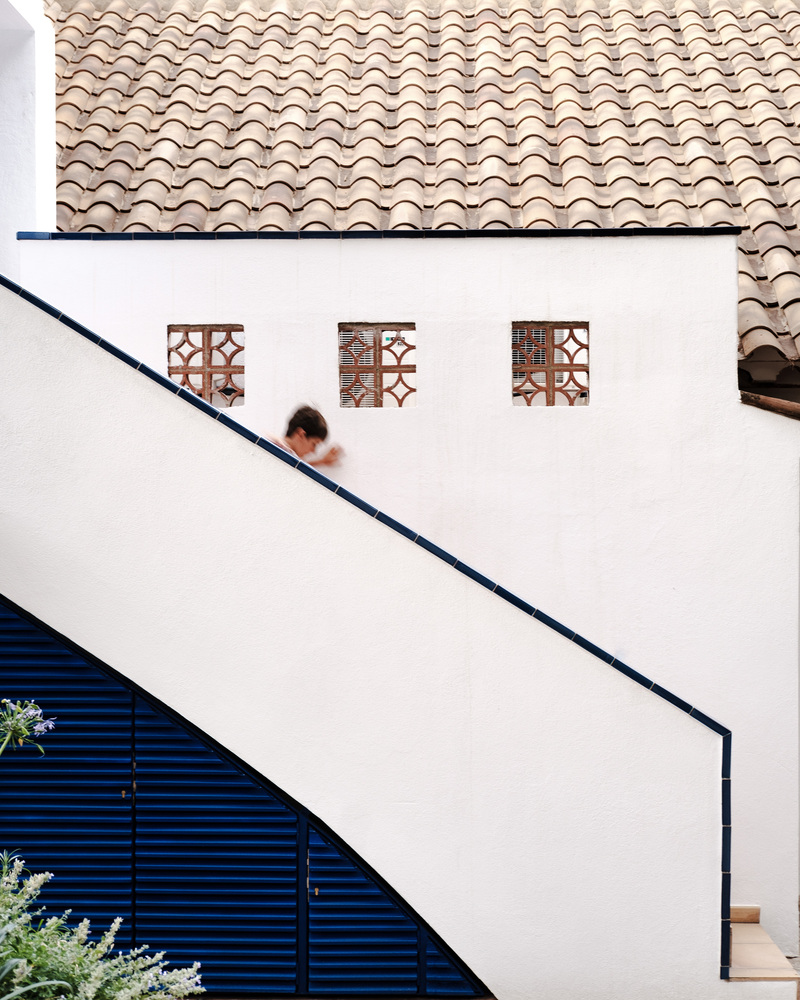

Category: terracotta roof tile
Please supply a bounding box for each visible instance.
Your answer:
[51,0,800,357]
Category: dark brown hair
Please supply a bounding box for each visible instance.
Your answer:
[286,406,328,441]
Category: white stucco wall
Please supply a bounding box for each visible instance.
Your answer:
[0,277,789,1000]
[15,232,800,961]
[0,0,55,279]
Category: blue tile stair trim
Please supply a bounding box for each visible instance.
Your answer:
[6,275,733,979]
[17,228,743,241]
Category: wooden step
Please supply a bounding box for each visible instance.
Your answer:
[729,906,799,981]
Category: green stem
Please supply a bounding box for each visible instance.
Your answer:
[0,733,11,758]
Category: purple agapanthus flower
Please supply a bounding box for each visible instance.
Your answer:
[0,698,57,756]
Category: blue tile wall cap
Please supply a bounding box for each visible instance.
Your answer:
[334,485,379,517]
[16,227,742,242]
[453,560,496,591]
[0,273,23,294]
[375,510,417,541]
[690,707,732,737]
[19,287,62,319]
[493,584,536,616]
[297,461,338,492]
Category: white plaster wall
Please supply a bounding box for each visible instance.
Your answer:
[0,281,786,1000]
[0,0,55,279]
[17,233,800,957]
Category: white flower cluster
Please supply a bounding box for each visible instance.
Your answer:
[0,855,204,1000]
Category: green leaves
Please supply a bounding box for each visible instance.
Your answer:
[0,860,202,1000]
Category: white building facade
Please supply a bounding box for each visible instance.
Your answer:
[6,229,798,992]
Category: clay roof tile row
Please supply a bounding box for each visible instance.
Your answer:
[51,0,800,358]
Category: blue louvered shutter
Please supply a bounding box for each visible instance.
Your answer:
[308,828,420,993]
[133,697,299,993]
[0,604,134,946]
[425,941,479,995]
[307,830,477,995]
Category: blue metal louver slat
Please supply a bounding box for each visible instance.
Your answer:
[308,829,420,994]
[134,698,299,993]
[425,942,478,996]
[0,605,134,946]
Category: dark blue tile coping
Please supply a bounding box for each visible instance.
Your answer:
[458,227,516,238]
[19,288,62,319]
[98,339,139,367]
[102,233,133,241]
[133,232,174,240]
[139,366,180,393]
[721,921,732,967]
[532,608,574,641]
[17,227,743,241]
[650,683,693,715]
[256,437,300,467]
[0,273,22,294]
[722,734,732,779]
[256,231,298,240]
[136,363,181,396]
[335,485,379,517]
[382,229,428,239]
[176,384,216,409]
[215,231,256,240]
[418,229,469,238]
[690,708,731,737]
[608,659,653,690]
[722,826,731,873]
[454,561,495,591]
[721,873,731,917]
[720,966,730,981]
[375,510,417,541]
[59,314,102,344]
[297,461,339,492]
[493,584,535,616]
[722,779,731,827]
[415,535,458,566]
[572,633,615,664]
[217,411,260,443]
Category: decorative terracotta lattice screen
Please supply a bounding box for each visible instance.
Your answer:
[512,323,589,406]
[167,324,245,407]
[338,324,416,408]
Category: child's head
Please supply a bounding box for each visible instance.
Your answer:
[286,406,328,441]
[285,406,328,457]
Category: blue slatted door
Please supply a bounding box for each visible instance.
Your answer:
[307,831,480,996]
[424,941,479,996]
[0,602,134,945]
[133,697,299,993]
[307,828,420,994]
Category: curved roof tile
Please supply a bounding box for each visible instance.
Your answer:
[50,0,800,359]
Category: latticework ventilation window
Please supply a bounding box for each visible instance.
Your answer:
[167,324,245,407]
[512,323,589,406]
[338,324,416,408]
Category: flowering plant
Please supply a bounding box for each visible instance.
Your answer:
[0,856,203,1000]
[0,702,56,758]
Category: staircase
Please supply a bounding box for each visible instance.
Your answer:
[730,907,800,982]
